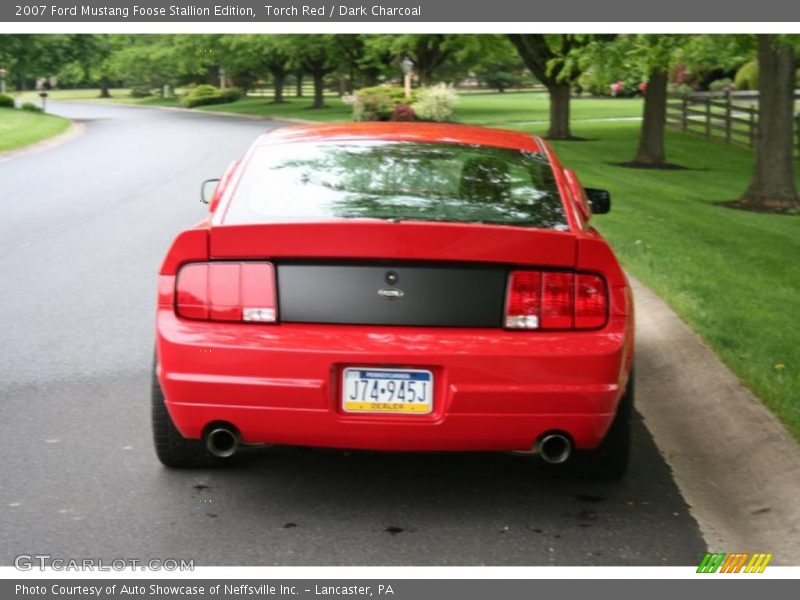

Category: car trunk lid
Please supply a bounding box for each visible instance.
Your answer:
[209,222,577,328]
[209,221,576,266]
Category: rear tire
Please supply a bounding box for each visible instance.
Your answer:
[151,357,220,468]
[575,370,634,480]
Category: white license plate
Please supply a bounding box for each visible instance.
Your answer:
[342,368,433,414]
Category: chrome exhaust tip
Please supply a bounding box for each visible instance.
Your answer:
[205,427,239,458]
[537,433,573,465]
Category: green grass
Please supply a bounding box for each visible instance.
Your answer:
[80,88,644,125]
[0,108,71,153]
[454,91,643,126]
[544,122,800,441]
[14,88,130,102]
[197,90,643,124]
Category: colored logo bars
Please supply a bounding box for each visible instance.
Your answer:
[697,552,773,573]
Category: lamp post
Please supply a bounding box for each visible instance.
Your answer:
[0,68,7,94]
[401,57,414,100]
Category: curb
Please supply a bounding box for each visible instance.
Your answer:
[0,120,85,164]
[631,276,800,564]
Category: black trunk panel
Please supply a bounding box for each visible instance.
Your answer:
[277,263,507,327]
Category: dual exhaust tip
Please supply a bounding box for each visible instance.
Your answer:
[205,426,240,458]
[205,426,573,464]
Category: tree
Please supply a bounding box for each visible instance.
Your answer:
[683,34,800,208]
[466,35,526,92]
[370,34,459,86]
[508,34,608,139]
[261,37,290,103]
[629,37,684,165]
[741,35,799,208]
[581,35,685,166]
[288,35,340,109]
[0,35,73,90]
[358,35,395,87]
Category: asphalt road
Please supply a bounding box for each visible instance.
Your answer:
[0,102,706,566]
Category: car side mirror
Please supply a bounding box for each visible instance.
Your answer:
[200,179,219,204]
[585,188,611,214]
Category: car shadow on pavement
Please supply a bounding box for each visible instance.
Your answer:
[169,410,707,566]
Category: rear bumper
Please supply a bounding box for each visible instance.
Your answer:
[156,310,633,452]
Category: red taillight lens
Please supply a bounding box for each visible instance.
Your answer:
[505,271,541,329]
[176,262,277,323]
[575,273,608,329]
[541,271,574,329]
[505,269,607,330]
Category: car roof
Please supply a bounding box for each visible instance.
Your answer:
[254,122,543,153]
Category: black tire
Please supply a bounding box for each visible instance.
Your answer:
[151,357,220,468]
[574,369,634,480]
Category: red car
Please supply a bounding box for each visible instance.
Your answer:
[152,122,634,478]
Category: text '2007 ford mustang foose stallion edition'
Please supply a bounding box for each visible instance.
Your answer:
[152,122,634,478]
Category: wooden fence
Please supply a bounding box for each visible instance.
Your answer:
[666,90,800,155]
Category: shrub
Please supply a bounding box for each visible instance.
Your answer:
[221,87,242,103]
[412,84,458,122]
[668,83,694,96]
[20,102,42,113]
[129,86,153,98]
[0,93,14,108]
[709,77,735,92]
[353,85,409,121]
[390,104,416,121]
[180,85,242,108]
[734,60,758,91]
[733,60,800,91]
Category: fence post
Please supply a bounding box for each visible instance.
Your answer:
[725,90,732,144]
[682,95,688,133]
[705,97,712,139]
[749,106,756,148]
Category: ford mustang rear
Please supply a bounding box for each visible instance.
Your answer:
[152,122,634,478]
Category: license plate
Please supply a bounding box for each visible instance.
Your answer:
[342,368,433,414]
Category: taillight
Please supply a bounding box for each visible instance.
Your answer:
[505,269,607,330]
[575,273,607,329]
[175,262,277,323]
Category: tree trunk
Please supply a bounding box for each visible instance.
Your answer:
[417,68,432,87]
[311,72,326,109]
[272,71,285,104]
[362,69,379,87]
[295,72,303,97]
[632,69,668,165]
[547,83,573,140]
[741,35,799,207]
[98,75,111,99]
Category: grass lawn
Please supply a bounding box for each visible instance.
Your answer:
[79,88,645,125]
[196,91,644,124]
[455,91,643,125]
[14,88,130,103]
[0,108,72,153]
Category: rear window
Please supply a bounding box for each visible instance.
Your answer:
[224,140,569,230]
